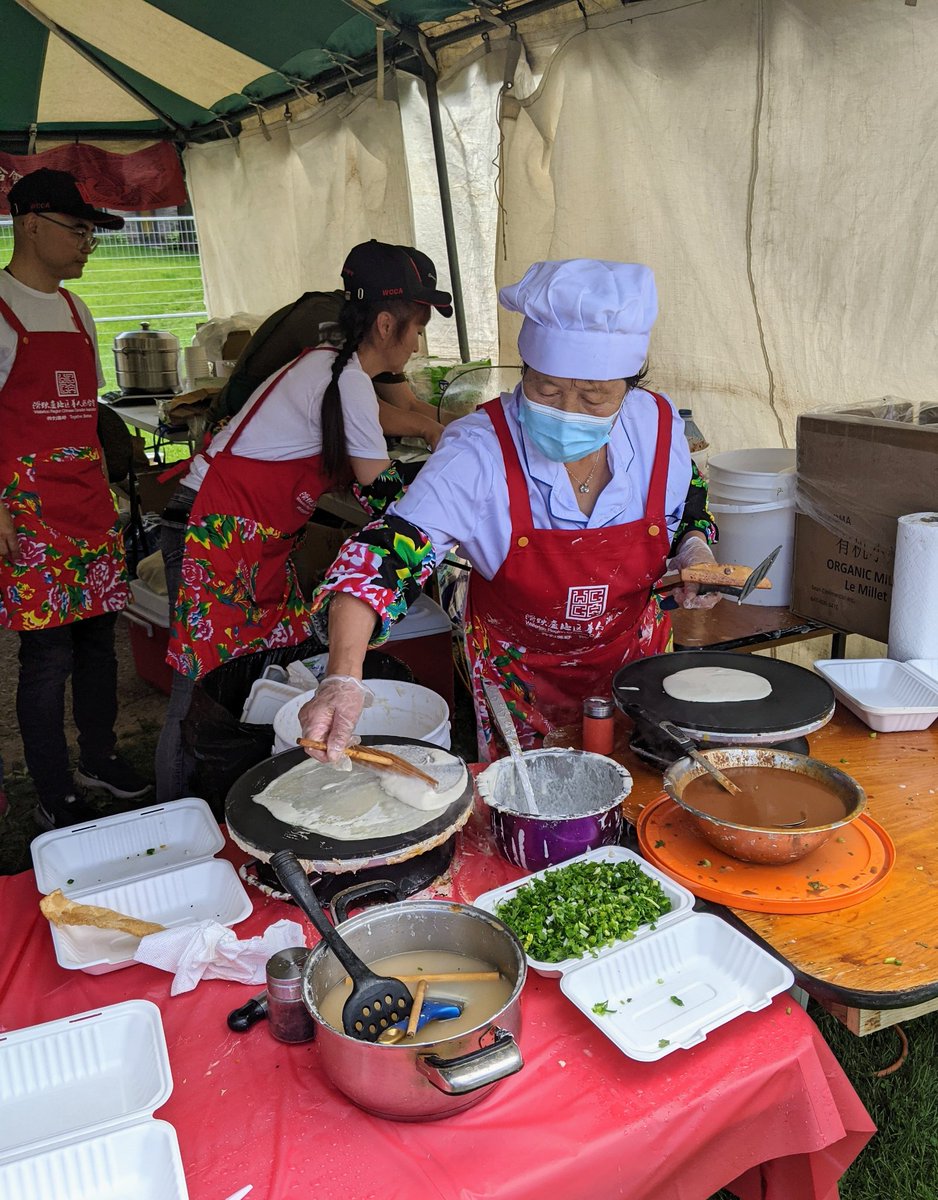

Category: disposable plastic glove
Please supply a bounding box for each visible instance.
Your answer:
[298,675,373,764]
[666,536,723,610]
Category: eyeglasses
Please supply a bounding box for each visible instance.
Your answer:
[36,213,99,251]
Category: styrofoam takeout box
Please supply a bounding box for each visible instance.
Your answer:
[0,1000,188,1200]
[474,846,793,1062]
[813,658,938,731]
[31,798,252,974]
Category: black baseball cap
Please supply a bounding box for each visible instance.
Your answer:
[342,240,452,317]
[8,168,125,230]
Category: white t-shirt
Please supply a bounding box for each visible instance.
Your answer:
[0,271,104,389]
[183,347,388,492]
[390,386,692,579]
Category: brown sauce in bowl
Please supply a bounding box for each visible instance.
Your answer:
[684,766,851,828]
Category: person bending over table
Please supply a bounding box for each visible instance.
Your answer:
[0,169,149,829]
[208,247,453,450]
[300,258,719,762]
[155,240,452,801]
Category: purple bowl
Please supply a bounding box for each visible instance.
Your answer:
[476,749,633,872]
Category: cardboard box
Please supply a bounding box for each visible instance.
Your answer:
[222,329,252,361]
[791,408,938,642]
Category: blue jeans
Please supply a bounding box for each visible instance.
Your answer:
[17,613,118,805]
[154,483,197,803]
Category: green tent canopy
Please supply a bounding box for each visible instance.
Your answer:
[0,0,566,148]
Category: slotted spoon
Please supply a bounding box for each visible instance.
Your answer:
[271,850,413,1042]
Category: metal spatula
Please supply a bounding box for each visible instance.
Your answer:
[482,681,539,815]
[271,850,412,1042]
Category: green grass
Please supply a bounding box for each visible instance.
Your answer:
[0,226,207,394]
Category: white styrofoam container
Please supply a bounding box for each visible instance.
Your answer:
[239,677,304,725]
[473,847,793,1062]
[129,578,170,625]
[908,658,938,686]
[559,913,793,1062]
[32,798,223,894]
[31,798,251,974]
[813,658,938,731]
[47,858,252,974]
[0,1000,188,1200]
[473,846,694,979]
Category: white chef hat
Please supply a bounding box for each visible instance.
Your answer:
[499,259,658,380]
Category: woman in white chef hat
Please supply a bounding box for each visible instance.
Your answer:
[300,259,719,760]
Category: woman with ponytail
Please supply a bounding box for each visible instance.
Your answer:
[155,241,451,802]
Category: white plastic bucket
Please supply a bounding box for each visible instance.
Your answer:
[709,497,795,607]
[707,449,796,504]
[272,680,451,754]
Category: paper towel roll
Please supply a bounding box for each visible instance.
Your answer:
[887,512,938,661]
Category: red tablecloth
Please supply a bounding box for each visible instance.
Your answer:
[1,813,874,1200]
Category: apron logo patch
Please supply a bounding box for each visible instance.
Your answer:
[55,371,79,397]
[566,584,608,621]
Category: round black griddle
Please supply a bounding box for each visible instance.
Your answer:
[613,652,836,745]
[225,736,474,877]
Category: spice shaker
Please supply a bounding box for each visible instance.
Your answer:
[266,947,316,1043]
[582,695,615,756]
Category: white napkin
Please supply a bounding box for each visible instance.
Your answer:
[134,919,305,995]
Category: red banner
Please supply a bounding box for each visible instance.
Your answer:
[0,141,186,214]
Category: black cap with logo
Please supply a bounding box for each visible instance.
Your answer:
[7,168,125,230]
[341,240,452,317]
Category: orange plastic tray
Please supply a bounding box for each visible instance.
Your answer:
[636,795,896,914]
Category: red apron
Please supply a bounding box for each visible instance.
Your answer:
[464,395,674,760]
[167,349,334,680]
[0,290,127,631]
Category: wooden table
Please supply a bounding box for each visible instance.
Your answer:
[671,602,847,657]
[621,705,938,1034]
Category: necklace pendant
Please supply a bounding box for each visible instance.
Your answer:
[578,482,590,494]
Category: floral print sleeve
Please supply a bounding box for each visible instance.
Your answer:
[351,462,406,519]
[671,462,718,551]
[309,514,435,646]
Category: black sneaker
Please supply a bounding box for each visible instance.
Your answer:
[75,753,151,800]
[34,791,102,831]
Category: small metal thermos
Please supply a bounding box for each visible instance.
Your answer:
[582,695,615,756]
[266,947,316,1044]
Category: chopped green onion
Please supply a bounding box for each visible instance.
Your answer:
[670,995,684,1006]
[494,859,673,964]
[592,1000,617,1015]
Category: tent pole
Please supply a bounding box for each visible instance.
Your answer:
[422,66,470,362]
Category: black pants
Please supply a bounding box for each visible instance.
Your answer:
[17,613,118,805]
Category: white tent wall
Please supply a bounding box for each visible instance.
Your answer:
[183,85,416,320]
[496,0,938,455]
[398,42,536,363]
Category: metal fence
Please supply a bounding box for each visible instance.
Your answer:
[0,214,208,390]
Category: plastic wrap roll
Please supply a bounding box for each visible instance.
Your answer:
[887,513,938,661]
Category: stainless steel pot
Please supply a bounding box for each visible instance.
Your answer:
[113,322,180,393]
[301,898,526,1121]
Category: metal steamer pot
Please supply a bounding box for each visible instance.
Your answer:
[301,891,527,1121]
[113,322,180,393]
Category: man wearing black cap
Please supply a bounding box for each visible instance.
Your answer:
[0,168,149,829]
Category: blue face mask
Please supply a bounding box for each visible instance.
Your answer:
[517,389,622,462]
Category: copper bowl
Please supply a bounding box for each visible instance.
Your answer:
[662,747,866,865]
